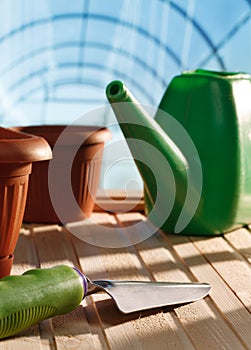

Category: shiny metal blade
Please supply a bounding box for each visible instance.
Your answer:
[90,280,211,313]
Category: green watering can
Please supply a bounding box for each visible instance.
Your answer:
[106,69,251,235]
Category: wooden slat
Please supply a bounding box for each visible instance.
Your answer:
[117,212,247,350]
[2,211,251,349]
[224,227,251,264]
[70,228,146,350]
[31,224,109,350]
[94,189,144,213]
[189,234,251,313]
[71,212,196,350]
[167,233,251,349]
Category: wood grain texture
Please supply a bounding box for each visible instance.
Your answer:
[168,233,251,349]
[118,213,247,350]
[0,212,250,349]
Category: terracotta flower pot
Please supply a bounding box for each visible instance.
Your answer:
[14,125,111,224]
[0,254,14,278]
[0,127,52,277]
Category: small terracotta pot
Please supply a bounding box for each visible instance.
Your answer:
[14,125,111,224]
[0,127,52,277]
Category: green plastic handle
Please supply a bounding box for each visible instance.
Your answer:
[0,265,85,339]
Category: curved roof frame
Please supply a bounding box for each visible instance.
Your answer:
[1,0,250,112]
[14,61,157,106]
[0,5,230,106]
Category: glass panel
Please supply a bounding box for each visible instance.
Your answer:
[0,0,250,190]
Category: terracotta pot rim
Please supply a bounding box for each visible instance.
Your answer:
[0,127,52,163]
[13,125,112,147]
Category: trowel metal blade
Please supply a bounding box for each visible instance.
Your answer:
[91,280,211,313]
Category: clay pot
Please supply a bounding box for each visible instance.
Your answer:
[14,125,111,224]
[0,255,14,278]
[0,127,52,277]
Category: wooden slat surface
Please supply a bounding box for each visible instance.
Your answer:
[1,212,251,349]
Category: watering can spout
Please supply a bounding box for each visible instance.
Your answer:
[106,80,189,232]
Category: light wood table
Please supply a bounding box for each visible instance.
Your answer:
[1,211,251,350]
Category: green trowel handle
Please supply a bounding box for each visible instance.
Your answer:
[0,265,86,339]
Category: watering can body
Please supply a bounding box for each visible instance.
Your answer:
[106,70,251,235]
